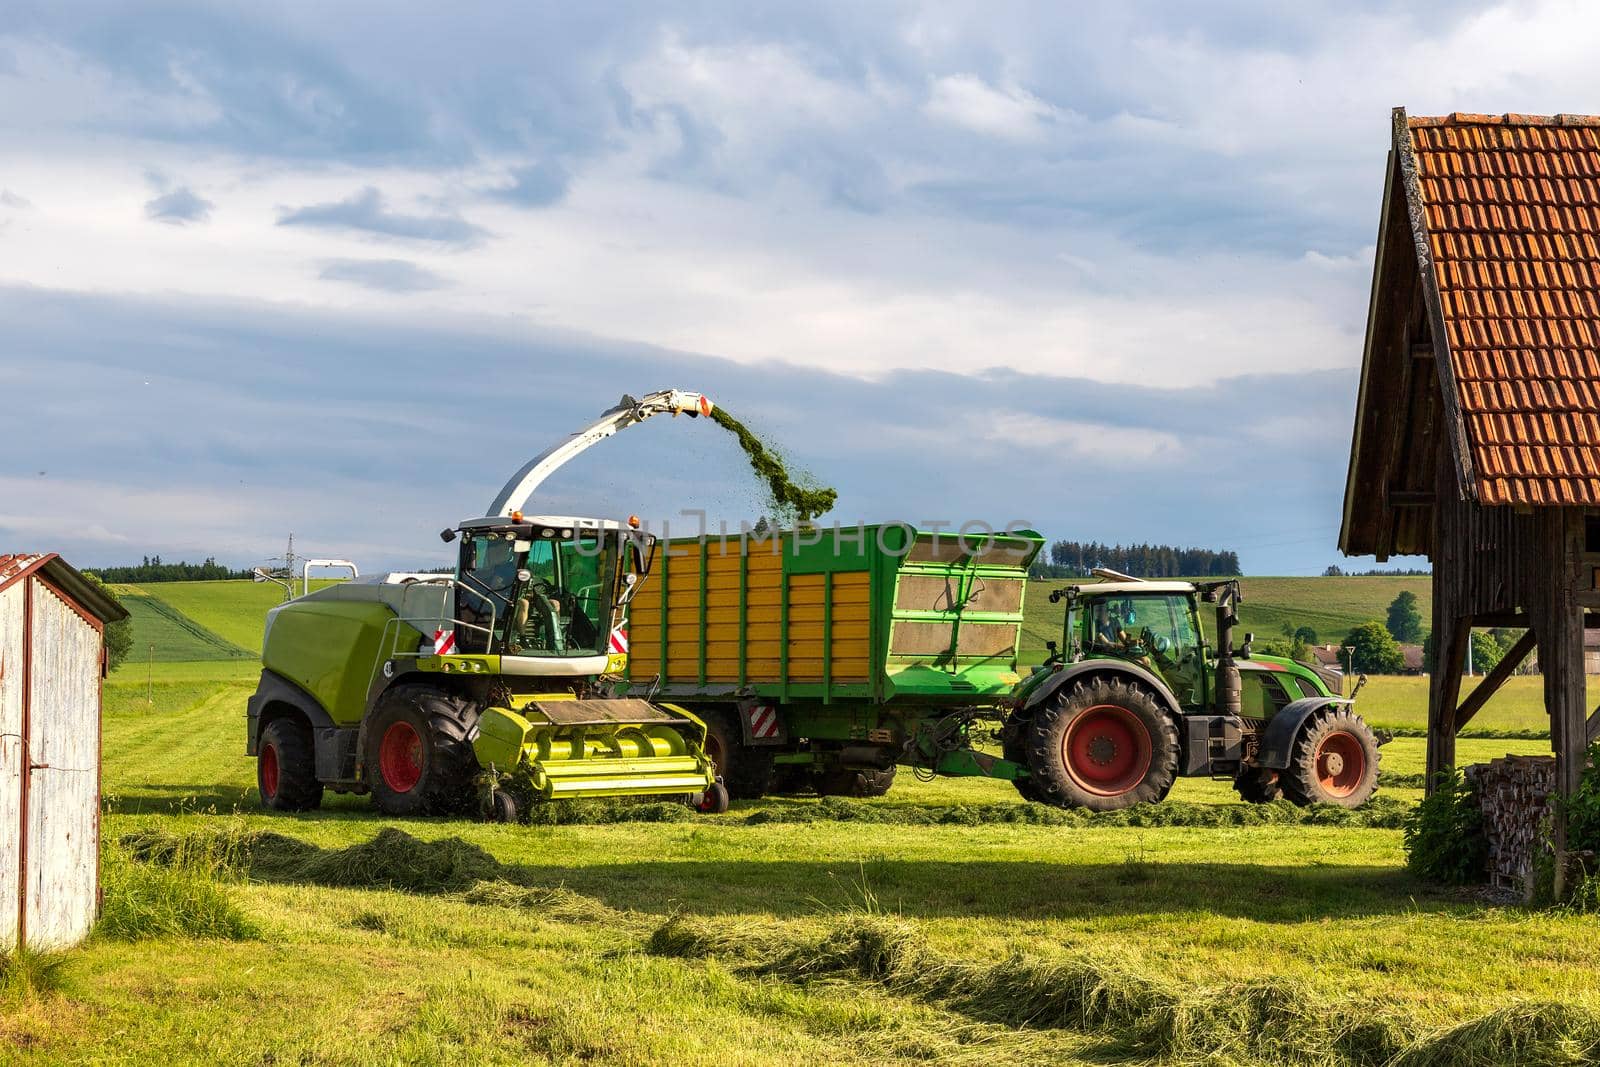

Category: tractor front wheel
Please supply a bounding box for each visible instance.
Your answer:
[1025,678,1179,811]
[258,717,323,812]
[1282,708,1380,808]
[364,685,481,817]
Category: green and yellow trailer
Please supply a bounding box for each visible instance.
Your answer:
[624,523,1046,797]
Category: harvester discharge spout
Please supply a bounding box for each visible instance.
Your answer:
[487,389,714,519]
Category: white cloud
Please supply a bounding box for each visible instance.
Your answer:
[924,73,1063,141]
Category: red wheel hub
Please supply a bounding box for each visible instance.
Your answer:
[1314,731,1365,797]
[261,743,280,799]
[379,721,424,793]
[1063,705,1152,797]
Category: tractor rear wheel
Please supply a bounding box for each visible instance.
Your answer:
[1282,708,1380,808]
[365,685,481,817]
[698,707,775,799]
[817,766,896,798]
[1025,678,1179,811]
[1233,767,1283,804]
[258,717,323,812]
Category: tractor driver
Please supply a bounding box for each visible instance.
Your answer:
[1090,597,1168,677]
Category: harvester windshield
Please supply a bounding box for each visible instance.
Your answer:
[455,524,630,658]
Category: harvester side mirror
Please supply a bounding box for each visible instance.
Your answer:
[1240,632,1254,658]
[440,528,458,543]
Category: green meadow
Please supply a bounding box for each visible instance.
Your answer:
[3,577,1592,1065]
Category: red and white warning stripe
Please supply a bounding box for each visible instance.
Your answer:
[745,704,780,739]
[608,626,629,655]
[432,628,456,656]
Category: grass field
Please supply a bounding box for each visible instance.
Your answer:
[4,664,1596,1065]
[112,586,255,663]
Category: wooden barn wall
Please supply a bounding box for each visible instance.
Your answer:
[0,582,24,951]
[23,580,101,950]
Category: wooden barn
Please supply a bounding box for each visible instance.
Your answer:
[0,553,126,951]
[1341,110,1600,822]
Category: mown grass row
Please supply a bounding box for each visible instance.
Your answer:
[649,911,1600,1066]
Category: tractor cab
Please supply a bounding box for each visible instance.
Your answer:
[446,515,656,676]
[1041,575,1341,718]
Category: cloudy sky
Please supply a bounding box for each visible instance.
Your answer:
[2,1,1593,574]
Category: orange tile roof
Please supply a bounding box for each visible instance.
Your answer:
[1408,112,1600,505]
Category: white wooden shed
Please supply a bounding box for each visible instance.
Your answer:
[0,553,126,952]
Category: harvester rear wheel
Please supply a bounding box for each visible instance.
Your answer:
[365,685,481,817]
[698,707,775,799]
[1025,678,1179,812]
[258,717,323,812]
[1282,708,1380,809]
[1233,768,1283,804]
[816,766,896,798]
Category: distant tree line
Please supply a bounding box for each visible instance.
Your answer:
[1030,541,1241,579]
[90,556,252,583]
[1323,565,1431,576]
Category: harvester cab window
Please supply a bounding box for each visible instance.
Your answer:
[504,532,618,657]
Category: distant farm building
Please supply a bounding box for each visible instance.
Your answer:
[1341,111,1600,816]
[0,553,126,951]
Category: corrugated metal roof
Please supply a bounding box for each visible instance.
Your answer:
[1408,112,1600,506]
[0,553,129,622]
[0,553,47,588]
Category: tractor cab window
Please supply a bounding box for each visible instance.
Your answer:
[1084,594,1203,708]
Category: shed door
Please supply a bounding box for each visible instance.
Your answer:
[0,582,23,951]
[23,580,101,950]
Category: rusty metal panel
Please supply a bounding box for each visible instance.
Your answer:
[0,581,23,951]
[23,580,100,951]
[964,577,1024,615]
[956,623,1018,658]
[894,574,961,613]
[527,698,680,726]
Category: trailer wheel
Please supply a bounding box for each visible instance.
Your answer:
[258,717,323,812]
[1233,768,1283,804]
[698,707,775,799]
[364,685,481,817]
[1004,728,1046,802]
[1282,708,1380,808]
[817,766,896,798]
[769,764,813,796]
[1025,678,1179,811]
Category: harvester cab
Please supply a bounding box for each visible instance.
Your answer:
[1006,575,1384,812]
[247,389,729,822]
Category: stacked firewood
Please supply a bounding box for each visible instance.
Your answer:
[1465,755,1556,892]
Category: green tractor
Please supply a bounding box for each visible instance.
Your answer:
[245,390,729,820]
[1005,574,1382,811]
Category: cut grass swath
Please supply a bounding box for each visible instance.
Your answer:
[650,911,1600,1066]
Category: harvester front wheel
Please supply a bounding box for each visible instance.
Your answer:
[365,685,481,817]
[1025,678,1178,812]
[1282,708,1380,809]
[258,717,323,812]
[699,707,775,799]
